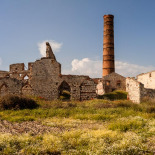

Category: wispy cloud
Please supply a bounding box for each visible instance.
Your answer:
[38,40,63,57]
[115,61,154,77]
[63,58,102,78]
[62,58,155,78]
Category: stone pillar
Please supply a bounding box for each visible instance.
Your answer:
[46,42,56,60]
[103,15,115,77]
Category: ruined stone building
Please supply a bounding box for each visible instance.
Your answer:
[0,42,97,100]
[1,14,155,103]
[0,14,126,101]
[96,72,126,95]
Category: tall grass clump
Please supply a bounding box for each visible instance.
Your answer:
[0,95,39,110]
[141,98,155,113]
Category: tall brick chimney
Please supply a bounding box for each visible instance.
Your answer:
[103,14,115,77]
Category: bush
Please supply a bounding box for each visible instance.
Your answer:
[0,95,39,110]
[97,90,127,100]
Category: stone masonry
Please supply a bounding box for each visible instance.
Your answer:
[96,72,126,95]
[137,71,155,89]
[126,77,155,103]
[0,42,97,100]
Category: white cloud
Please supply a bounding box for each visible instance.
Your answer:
[63,58,102,78]
[62,58,155,78]
[38,40,63,57]
[115,61,154,77]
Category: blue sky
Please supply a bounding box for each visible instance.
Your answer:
[0,0,155,77]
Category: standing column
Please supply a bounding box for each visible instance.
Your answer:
[103,15,115,77]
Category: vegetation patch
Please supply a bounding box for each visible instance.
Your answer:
[108,117,146,132]
[97,90,127,100]
[0,98,154,154]
[0,95,39,110]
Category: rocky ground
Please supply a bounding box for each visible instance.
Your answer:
[0,120,64,135]
[0,119,104,135]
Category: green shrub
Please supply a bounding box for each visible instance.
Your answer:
[97,90,127,100]
[0,95,39,110]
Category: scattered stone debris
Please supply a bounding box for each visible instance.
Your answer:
[0,120,64,135]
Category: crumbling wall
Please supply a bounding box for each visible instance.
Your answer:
[103,72,126,92]
[10,63,25,72]
[126,78,142,103]
[62,75,91,100]
[0,77,22,96]
[0,63,30,96]
[80,79,97,100]
[9,63,30,81]
[141,87,155,100]
[137,71,155,89]
[0,71,9,78]
[126,77,155,103]
[29,58,61,100]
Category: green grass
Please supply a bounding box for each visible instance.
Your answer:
[0,98,155,154]
[97,90,128,100]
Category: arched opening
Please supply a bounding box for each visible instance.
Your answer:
[22,84,32,96]
[58,81,71,100]
[0,84,8,96]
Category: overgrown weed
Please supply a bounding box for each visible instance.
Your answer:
[0,97,155,154]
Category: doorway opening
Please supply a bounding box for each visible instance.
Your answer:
[58,81,71,100]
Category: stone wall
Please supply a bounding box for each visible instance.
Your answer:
[80,79,97,100]
[126,78,142,103]
[61,75,97,100]
[137,71,155,89]
[0,71,9,78]
[29,57,61,100]
[126,77,155,103]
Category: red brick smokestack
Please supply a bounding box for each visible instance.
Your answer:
[103,14,115,77]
